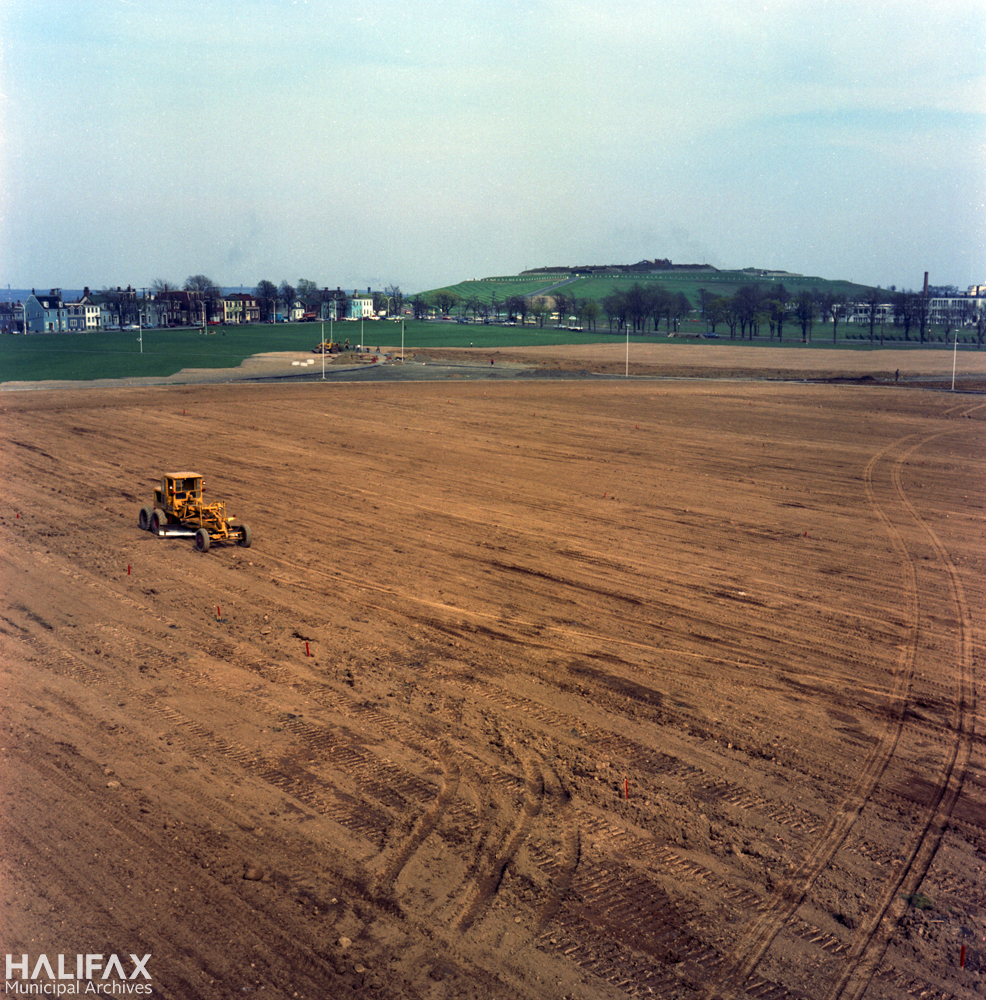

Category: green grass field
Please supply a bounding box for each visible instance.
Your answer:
[0,325,321,382]
[0,321,681,382]
[1,318,972,384]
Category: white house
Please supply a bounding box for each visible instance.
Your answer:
[65,295,101,331]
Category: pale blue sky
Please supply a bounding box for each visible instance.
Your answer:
[2,0,984,293]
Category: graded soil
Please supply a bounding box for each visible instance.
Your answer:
[1,350,984,999]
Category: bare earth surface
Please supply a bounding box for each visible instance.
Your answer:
[2,344,985,1000]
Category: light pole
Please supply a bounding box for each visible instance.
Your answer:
[951,328,959,391]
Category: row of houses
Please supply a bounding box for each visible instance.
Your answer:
[2,287,379,334]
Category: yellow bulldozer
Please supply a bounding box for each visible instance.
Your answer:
[139,472,252,552]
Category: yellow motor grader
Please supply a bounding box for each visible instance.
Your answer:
[139,472,252,552]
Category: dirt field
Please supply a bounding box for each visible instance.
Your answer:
[2,348,984,999]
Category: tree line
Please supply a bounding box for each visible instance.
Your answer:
[699,284,983,346]
[145,277,405,323]
[411,281,984,347]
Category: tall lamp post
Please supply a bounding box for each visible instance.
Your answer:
[951,328,959,391]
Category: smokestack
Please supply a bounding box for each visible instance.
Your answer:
[923,272,929,297]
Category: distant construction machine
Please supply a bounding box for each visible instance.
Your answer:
[139,472,252,552]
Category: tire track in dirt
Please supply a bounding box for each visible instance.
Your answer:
[463,680,825,840]
[703,432,922,997]
[706,420,977,999]
[529,764,582,933]
[825,429,976,1000]
[136,697,392,853]
[369,743,461,905]
[2,740,345,1000]
[450,731,546,934]
[137,679,557,945]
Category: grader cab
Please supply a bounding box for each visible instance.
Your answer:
[138,472,252,552]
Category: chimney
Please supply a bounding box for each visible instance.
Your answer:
[923,272,929,297]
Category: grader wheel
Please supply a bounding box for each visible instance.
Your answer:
[238,523,253,548]
[138,506,152,530]
[194,529,211,552]
[150,508,167,534]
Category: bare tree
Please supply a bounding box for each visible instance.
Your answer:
[601,292,625,332]
[825,293,848,344]
[505,295,525,323]
[670,292,691,334]
[649,286,672,333]
[735,284,763,339]
[183,275,219,324]
[767,285,790,340]
[794,290,815,342]
[864,287,882,344]
[623,283,650,333]
[432,290,459,317]
[913,292,930,343]
[722,295,741,339]
[384,285,404,316]
[581,298,601,332]
[278,281,296,312]
[411,294,429,320]
[529,297,548,328]
[184,275,220,296]
[551,291,567,326]
[705,295,726,335]
[894,291,916,341]
[255,280,278,323]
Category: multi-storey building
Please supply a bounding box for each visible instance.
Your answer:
[25,290,68,333]
[221,293,260,324]
[348,291,374,319]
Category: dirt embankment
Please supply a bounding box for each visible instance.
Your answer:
[409,342,986,389]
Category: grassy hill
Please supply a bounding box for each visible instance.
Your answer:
[422,268,878,308]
